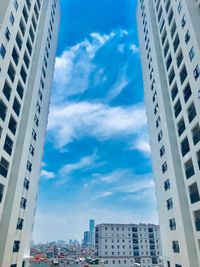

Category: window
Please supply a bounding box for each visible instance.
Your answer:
[16,32,23,50]
[177,118,185,136]
[12,46,19,66]
[29,144,34,156]
[189,47,195,61]
[0,100,7,121]
[19,19,25,36]
[179,65,187,84]
[172,241,180,253]
[13,0,19,10]
[154,103,159,115]
[168,68,175,85]
[20,197,27,209]
[0,183,4,202]
[23,51,30,68]
[176,50,183,68]
[20,66,27,84]
[171,83,178,101]
[187,103,197,123]
[34,4,39,20]
[192,124,200,145]
[156,116,161,128]
[169,218,176,230]
[158,130,163,142]
[183,83,191,103]
[160,145,165,157]
[194,210,200,231]
[168,8,173,25]
[32,15,37,31]
[173,34,180,52]
[185,30,190,44]
[181,15,186,28]
[181,137,190,157]
[17,218,24,230]
[174,99,182,118]
[197,150,200,170]
[8,116,17,135]
[3,80,11,101]
[164,179,170,191]
[164,41,169,57]
[22,6,28,23]
[29,26,35,43]
[13,241,20,252]
[167,198,173,210]
[24,178,30,190]
[7,63,16,82]
[26,161,32,172]
[193,65,200,81]
[32,129,37,141]
[26,38,32,55]
[10,12,15,25]
[0,44,6,59]
[5,27,11,41]
[170,21,176,39]
[166,54,172,70]
[17,81,24,99]
[184,158,195,179]
[0,157,9,178]
[26,0,31,10]
[12,98,21,117]
[189,183,200,204]
[4,135,13,155]
[162,161,167,173]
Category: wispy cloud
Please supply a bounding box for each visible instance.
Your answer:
[93,191,113,200]
[48,101,147,148]
[131,132,151,156]
[60,152,98,176]
[41,170,55,180]
[130,43,139,54]
[53,31,115,101]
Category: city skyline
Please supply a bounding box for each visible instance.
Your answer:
[33,0,158,243]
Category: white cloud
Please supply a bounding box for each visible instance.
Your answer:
[60,152,98,176]
[48,101,147,148]
[131,133,151,156]
[53,31,115,101]
[130,44,139,54]
[117,43,125,53]
[106,73,129,101]
[41,170,55,180]
[93,191,113,200]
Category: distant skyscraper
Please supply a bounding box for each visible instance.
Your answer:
[90,219,95,233]
[0,0,60,266]
[83,231,90,247]
[137,0,200,266]
[90,219,95,246]
[95,223,163,267]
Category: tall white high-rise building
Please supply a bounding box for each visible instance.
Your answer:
[0,0,60,266]
[137,0,200,266]
[95,223,163,267]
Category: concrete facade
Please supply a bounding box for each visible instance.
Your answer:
[95,223,163,267]
[137,0,200,267]
[0,0,60,266]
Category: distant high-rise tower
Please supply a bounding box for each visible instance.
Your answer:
[89,219,95,246]
[0,0,60,266]
[137,0,200,266]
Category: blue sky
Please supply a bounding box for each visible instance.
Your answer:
[33,0,158,243]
